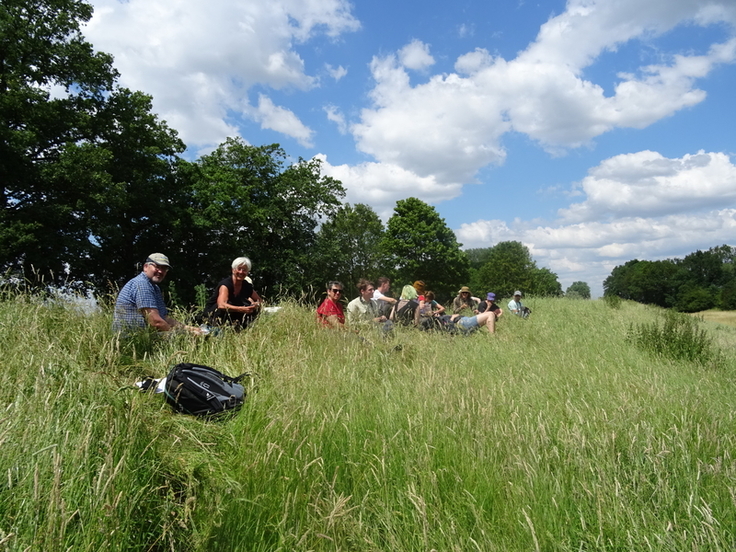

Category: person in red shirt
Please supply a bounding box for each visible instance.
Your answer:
[316,281,345,328]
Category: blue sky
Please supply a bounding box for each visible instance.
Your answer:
[85,0,736,296]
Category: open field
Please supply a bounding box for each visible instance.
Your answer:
[691,310,736,328]
[1,293,735,551]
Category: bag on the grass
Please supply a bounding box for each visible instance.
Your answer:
[164,363,247,416]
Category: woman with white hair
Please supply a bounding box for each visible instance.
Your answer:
[200,256,262,329]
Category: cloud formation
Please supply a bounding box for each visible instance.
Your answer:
[86,0,359,149]
[348,0,736,208]
[560,151,736,222]
[457,149,736,295]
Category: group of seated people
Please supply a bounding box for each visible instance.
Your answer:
[316,278,531,337]
[112,253,261,336]
[111,252,530,339]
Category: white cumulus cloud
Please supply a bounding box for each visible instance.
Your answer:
[349,0,736,202]
[398,39,435,71]
[457,148,736,296]
[254,95,314,147]
[85,0,359,149]
[560,150,736,222]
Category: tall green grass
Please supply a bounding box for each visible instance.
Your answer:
[0,291,735,551]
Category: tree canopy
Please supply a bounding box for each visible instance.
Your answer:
[471,241,562,298]
[169,139,345,303]
[566,281,591,299]
[1,0,187,287]
[603,245,736,311]
[381,197,469,300]
[313,203,386,294]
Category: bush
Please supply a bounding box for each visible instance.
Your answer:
[721,278,736,310]
[676,285,716,313]
[603,294,622,309]
[627,310,721,367]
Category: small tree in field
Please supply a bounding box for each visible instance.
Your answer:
[566,281,591,299]
[382,197,469,300]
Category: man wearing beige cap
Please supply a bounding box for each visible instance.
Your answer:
[113,253,201,335]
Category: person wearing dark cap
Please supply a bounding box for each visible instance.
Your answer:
[477,292,503,319]
[113,253,202,335]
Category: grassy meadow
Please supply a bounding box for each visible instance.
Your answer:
[1,290,736,551]
[690,310,736,329]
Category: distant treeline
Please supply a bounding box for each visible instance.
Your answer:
[603,245,736,312]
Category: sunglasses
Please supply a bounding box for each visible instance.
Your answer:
[331,288,343,294]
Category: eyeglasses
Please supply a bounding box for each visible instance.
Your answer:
[331,288,343,294]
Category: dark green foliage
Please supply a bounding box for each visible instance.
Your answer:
[604,259,679,307]
[465,247,494,270]
[381,197,469,300]
[1,0,115,276]
[721,278,736,310]
[471,241,562,298]
[472,241,534,297]
[678,248,730,288]
[77,89,186,285]
[530,266,563,297]
[627,310,721,366]
[0,0,186,288]
[603,294,622,309]
[312,203,387,293]
[170,139,344,303]
[566,281,591,299]
[604,245,736,311]
[675,285,717,313]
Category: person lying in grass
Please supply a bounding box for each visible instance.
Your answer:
[450,310,498,335]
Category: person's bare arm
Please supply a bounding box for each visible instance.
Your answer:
[216,285,260,314]
[141,308,174,331]
[142,308,204,334]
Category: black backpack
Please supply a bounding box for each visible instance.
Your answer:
[392,299,419,325]
[164,363,247,416]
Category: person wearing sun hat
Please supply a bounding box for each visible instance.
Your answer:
[113,253,201,335]
[452,286,479,316]
[449,289,500,335]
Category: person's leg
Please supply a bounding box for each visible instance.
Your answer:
[476,311,496,334]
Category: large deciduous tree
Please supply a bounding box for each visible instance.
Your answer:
[472,241,561,298]
[603,245,736,311]
[172,139,344,303]
[1,0,186,288]
[312,203,386,293]
[381,197,469,300]
[1,0,116,278]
